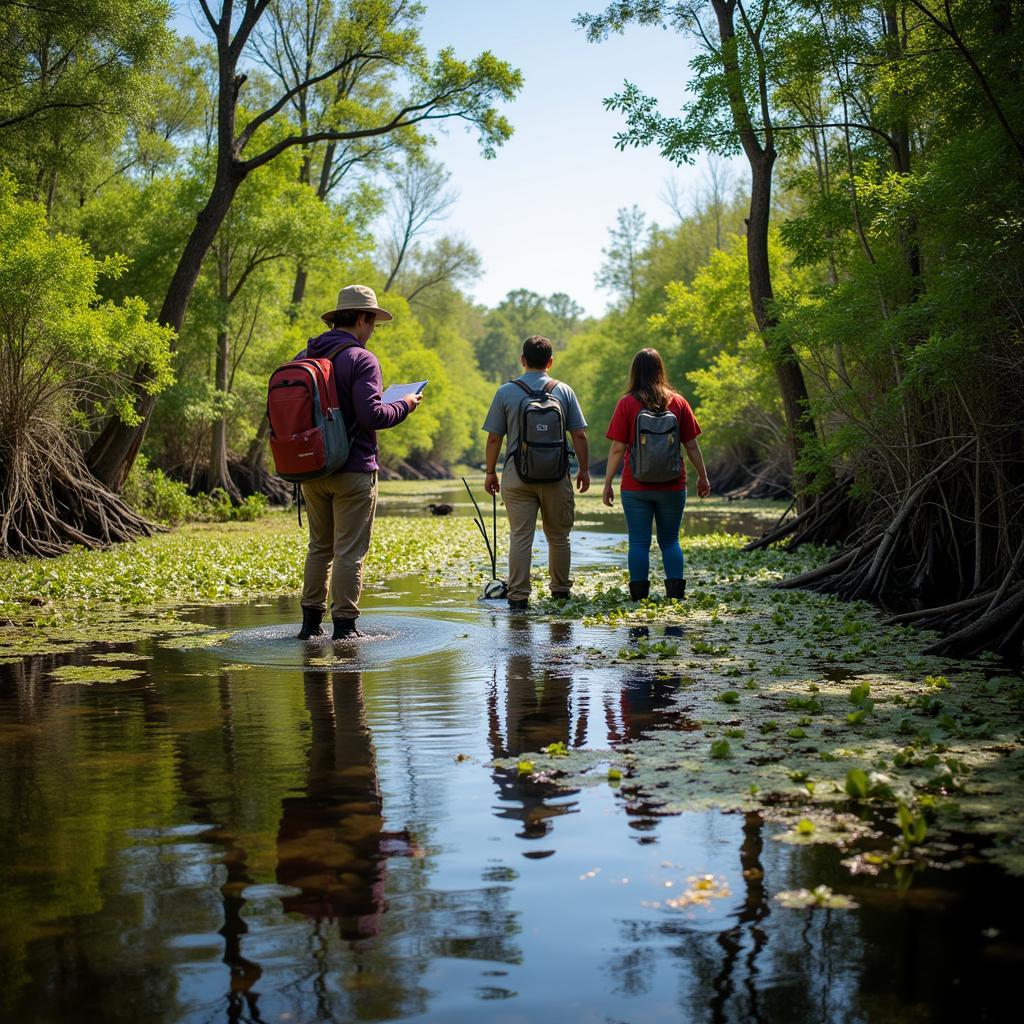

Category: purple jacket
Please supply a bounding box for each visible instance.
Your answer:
[306,328,409,473]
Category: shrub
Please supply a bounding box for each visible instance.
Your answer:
[124,458,267,524]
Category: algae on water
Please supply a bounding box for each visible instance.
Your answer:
[499,535,1024,877]
[48,665,146,685]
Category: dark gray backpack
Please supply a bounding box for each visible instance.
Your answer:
[510,378,569,483]
[630,405,682,483]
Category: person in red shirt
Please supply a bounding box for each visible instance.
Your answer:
[602,348,711,600]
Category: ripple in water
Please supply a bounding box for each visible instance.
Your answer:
[208,612,490,672]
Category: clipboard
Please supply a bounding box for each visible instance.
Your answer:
[381,380,428,403]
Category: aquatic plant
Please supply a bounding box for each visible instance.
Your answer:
[774,886,858,910]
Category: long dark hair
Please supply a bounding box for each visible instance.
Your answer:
[627,348,674,412]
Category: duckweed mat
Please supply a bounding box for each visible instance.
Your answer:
[497,535,1024,877]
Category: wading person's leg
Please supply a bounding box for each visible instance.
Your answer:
[329,471,378,638]
[620,491,655,601]
[299,477,335,638]
[653,490,686,599]
[502,464,541,609]
[539,474,575,598]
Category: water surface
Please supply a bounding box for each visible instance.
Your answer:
[0,505,1019,1023]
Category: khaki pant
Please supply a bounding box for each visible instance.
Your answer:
[300,470,377,619]
[501,462,575,601]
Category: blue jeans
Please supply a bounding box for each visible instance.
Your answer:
[620,489,686,582]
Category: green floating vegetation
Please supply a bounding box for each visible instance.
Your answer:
[48,665,145,685]
[0,512,492,657]
[775,886,858,910]
[493,533,1024,877]
[159,631,234,651]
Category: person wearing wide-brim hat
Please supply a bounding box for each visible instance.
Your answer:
[297,285,422,641]
[320,283,394,325]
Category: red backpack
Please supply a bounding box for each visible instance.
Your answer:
[267,342,355,482]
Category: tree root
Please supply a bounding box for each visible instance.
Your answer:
[745,445,1023,663]
[743,477,855,551]
[1,433,157,559]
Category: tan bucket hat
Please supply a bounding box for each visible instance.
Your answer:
[321,284,393,325]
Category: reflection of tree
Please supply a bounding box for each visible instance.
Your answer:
[0,655,183,1017]
[488,621,582,842]
[709,812,768,1024]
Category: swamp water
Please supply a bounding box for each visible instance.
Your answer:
[1,499,1021,1024]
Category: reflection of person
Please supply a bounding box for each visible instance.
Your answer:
[482,336,590,611]
[606,628,687,741]
[298,285,422,641]
[275,670,415,939]
[488,621,584,840]
[602,348,710,601]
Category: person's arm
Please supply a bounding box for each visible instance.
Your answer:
[684,438,711,497]
[570,428,590,492]
[351,353,419,431]
[602,441,627,506]
[484,432,503,495]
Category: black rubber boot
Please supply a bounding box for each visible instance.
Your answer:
[332,617,362,640]
[665,578,686,600]
[508,598,528,612]
[297,606,324,640]
[628,580,650,601]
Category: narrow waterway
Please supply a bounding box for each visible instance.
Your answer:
[0,503,1019,1023]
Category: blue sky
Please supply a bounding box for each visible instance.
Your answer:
[173,2,736,315]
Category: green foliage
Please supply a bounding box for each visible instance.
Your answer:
[596,204,647,308]
[0,0,172,210]
[122,455,196,525]
[897,803,928,849]
[477,289,589,381]
[123,456,267,525]
[618,639,679,660]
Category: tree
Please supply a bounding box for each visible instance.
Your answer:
[545,293,586,343]
[0,176,174,556]
[395,235,482,308]
[0,0,171,214]
[578,1,819,510]
[201,151,347,498]
[381,157,457,291]
[251,0,429,314]
[86,0,522,491]
[595,204,647,307]
[476,289,552,381]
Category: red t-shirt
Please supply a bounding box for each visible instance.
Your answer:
[606,393,701,491]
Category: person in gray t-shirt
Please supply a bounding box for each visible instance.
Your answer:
[482,336,590,610]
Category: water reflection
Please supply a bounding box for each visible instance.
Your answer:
[605,625,698,741]
[488,619,581,844]
[275,669,415,937]
[1,586,1023,1022]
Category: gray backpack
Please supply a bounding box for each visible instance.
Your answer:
[510,378,569,483]
[630,405,682,483]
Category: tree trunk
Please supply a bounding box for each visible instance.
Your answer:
[712,0,817,513]
[245,414,271,472]
[86,169,244,490]
[208,336,241,501]
[883,4,923,282]
[288,136,336,320]
[747,149,815,511]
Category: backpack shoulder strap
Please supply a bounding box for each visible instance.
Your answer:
[543,379,559,394]
[324,339,359,360]
[510,378,534,396]
[318,339,360,419]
